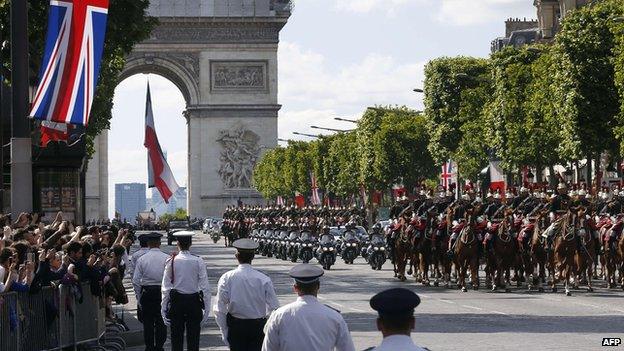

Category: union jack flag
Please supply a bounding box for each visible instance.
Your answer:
[310,172,321,205]
[29,0,110,126]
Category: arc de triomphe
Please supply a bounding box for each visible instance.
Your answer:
[85,0,291,220]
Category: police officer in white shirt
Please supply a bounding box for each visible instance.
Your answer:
[128,233,150,278]
[132,232,169,351]
[161,231,211,351]
[214,238,280,351]
[261,264,355,351]
[368,288,427,351]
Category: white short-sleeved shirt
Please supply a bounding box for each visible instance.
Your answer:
[373,335,427,351]
[262,295,355,351]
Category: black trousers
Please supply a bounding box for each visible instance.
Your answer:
[169,291,203,351]
[226,313,267,351]
[140,286,167,351]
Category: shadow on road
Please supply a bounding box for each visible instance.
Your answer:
[344,312,624,333]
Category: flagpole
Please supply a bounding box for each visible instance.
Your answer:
[10,0,33,214]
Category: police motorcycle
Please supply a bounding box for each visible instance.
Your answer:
[287,229,300,262]
[298,228,316,263]
[340,223,361,264]
[276,226,291,260]
[257,224,267,256]
[365,225,387,270]
[264,226,276,258]
[316,226,337,270]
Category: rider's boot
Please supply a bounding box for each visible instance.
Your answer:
[576,236,583,253]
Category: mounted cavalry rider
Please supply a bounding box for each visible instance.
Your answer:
[446,193,473,255]
[542,183,572,252]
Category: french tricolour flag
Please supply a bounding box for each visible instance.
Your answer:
[144,83,179,203]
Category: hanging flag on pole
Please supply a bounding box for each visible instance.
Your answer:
[276,196,285,206]
[310,172,321,205]
[489,160,506,195]
[40,121,73,147]
[29,0,110,126]
[440,161,455,190]
[144,82,179,204]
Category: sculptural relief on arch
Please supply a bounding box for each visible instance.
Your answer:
[85,0,292,220]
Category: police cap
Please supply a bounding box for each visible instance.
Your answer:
[289,264,324,284]
[233,238,258,252]
[370,288,421,317]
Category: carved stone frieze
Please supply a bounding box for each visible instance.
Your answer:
[216,126,261,189]
[147,21,281,44]
[210,61,267,92]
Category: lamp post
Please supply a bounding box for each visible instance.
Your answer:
[413,88,424,93]
[334,117,358,124]
[310,125,353,133]
[11,0,33,214]
[292,132,320,139]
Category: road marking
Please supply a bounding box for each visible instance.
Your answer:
[334,302,345,307]
[350,307,366,312]
[461,305,483,311]
[437,299,455,304]
[491,310,508,315]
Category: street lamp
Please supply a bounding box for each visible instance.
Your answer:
[310,125,353,133]
[293,131,320,138]
[277,138,290,143]
[413,88,424,93]
[334,117,358,124]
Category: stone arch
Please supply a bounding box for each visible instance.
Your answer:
[119,53,200,106]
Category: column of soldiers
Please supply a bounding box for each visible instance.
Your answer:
[130,231,428,351]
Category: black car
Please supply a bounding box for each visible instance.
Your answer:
[167,220,191,245]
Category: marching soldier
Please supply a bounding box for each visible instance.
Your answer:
[261,264,355,351]
[368,288,427,351]
[161,231,211,351]
[214,239,280,351]
[132,232,169,351]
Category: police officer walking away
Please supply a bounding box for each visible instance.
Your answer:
[132,232,169,351]
[214,238,280,350]
[261,264,355,351]
[161,231,211,351]
[369,288,427,351]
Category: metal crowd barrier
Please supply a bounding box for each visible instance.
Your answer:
[0,283,105,350]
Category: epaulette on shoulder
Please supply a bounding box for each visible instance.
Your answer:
[324,304,341,314]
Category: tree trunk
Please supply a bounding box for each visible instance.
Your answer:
[548,165,556,187]
[586,154,592,188]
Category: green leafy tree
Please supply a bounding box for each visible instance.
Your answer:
[553,1,622,163]
[0,0,157,155]
[253,147,287,199]
[325,132,359,198]
[373,108,437,189]
[488,45,561,176]
[613,1,624,154]
[423,56,493,178]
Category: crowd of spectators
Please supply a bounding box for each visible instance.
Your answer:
[0,212,133,318]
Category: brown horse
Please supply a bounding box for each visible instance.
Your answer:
[518,213,547,292]
[551,214,578,296]
[417,215,436,286]
[601,220,622,289]
[454,216,480,292]
[487,216,517,292]
[394,219,413,282]
[574,209,596,292]
[431,217,452,288]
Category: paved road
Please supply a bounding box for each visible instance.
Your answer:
[126,232,624,351]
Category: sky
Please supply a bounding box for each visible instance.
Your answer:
[109,0,536,216]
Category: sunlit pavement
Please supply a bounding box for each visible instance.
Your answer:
[125,231,624,351]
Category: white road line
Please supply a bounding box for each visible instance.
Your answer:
[350,307,366,312]
[437,299,455,304]
[491,310,508,315]
[461,305,483,311]
[334,303,345,307]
